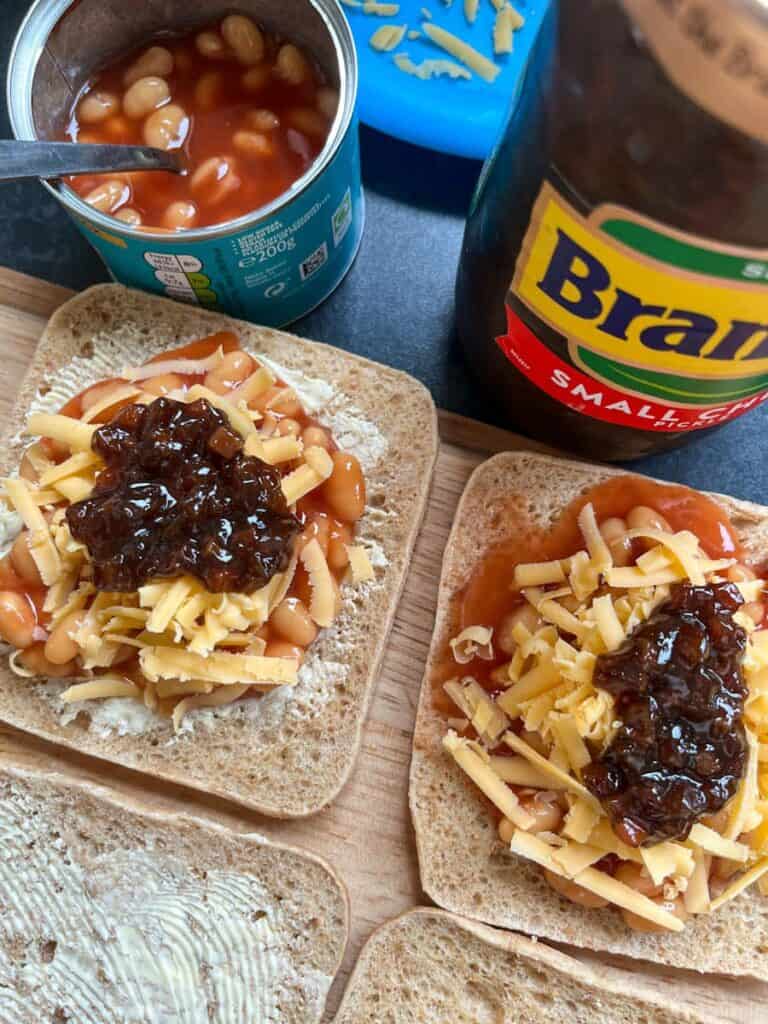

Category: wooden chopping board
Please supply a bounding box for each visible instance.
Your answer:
[0,267,763,1024]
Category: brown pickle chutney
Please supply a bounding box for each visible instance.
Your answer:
[66,397,300,593]
[583,582,748,847]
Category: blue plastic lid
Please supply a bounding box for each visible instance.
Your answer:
[344,0,550,160]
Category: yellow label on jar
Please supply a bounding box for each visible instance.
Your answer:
[512,183,768,400]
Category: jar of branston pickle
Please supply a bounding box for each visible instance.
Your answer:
[456,0,768,459]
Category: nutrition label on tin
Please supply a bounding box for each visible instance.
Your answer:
[143,252,219,306]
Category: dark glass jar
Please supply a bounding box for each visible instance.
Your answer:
[456,0,768,461]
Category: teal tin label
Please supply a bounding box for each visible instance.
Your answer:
[70,125,363,328]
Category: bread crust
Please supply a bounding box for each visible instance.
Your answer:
[410,451,768,979]
[0,284,438,818]
[0,756,349,1023]
[334,907,717,1023]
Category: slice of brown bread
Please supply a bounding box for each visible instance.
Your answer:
[0,757,348,1023]
[410,451,768,979]
[0,284,438,817]
[334,908,716,1023]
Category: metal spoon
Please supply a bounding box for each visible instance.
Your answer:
[0,140,182,182]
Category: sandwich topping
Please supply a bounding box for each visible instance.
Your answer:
[438,480,768,932]
[0,334,375,730]
[66,397,300,593]
[584,581,748,847]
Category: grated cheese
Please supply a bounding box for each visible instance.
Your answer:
[300,538,337,628]
[509,831,684,930]
[370,24,407,51]
[346,545,375,584]
[393,53,471,81]
[140,646,298,686]
[444,677,509,744]
[3,478,62,585]
[186,384,256,438]
[121,348,224,381]
[80,385,141,423]
[444,732,534,829]
[60,678,142,702]
[450,625,494,664]
[39,451,101,487]
[421,23,501,81]
[244,434,303,465]
[26,414,97,452]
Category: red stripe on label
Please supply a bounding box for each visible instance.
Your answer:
[496,307,768,432]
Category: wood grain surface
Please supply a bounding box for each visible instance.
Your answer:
[0,267,764,1023]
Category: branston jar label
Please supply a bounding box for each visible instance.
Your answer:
[498,182,768,433]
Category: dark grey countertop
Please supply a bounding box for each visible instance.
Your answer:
[1,0,766,505]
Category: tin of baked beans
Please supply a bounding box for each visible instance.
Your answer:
[7,0,364,328]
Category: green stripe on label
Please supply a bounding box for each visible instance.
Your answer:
[577,347,768,405]
[601,218,768,286]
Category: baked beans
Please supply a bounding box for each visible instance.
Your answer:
[0,591,37,648]
[614,862,661,898]
[247,109,280,132]
[162,201,198,231]
[497,604,541,655]
[115,208,142,226]
[242,65,272,93]
[621,897,688,932]
[44,611,83,666]
[277,419,301,440]
[498,817,515,843]
[519,729,549,757]
[19,453,38,484]
[143,104,189,151]
[233,131,273,159]
[627,505,671,533]
[10,532,42,586]
[194,71,224,112]
[264,640,305,663]
[81,380,123,413]
[77,90,120,124]
[123,76,171,119]
[84,180,130,214]
[18,643,78,679]
[63,17,333,231]
[124,46,174,87]
[519,792,565,834]
[221,15,265,66]
[204,350,255,393]
[196,30,229,60]
[189,156,240,206]
[143,373,183,396]
[544,869,609,908]
[302,426,330,451]
[271,598,318,647]
[599,516,633,566]
[317,87,339,120]
[323,452,366,522]
[727,563,757,583]
[276,44,310,86]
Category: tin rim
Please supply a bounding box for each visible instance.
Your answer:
[7,0,358,242]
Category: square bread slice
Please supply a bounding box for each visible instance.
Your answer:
[410,451,768,979]
[0,284,438,817]
[334,908,716,1023]
[0,757,348,1023]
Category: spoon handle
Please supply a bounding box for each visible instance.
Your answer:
[0,141,182,182]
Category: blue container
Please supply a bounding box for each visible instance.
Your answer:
[8,0,364,328]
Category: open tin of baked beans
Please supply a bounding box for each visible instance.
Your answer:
[7,0,364,327]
